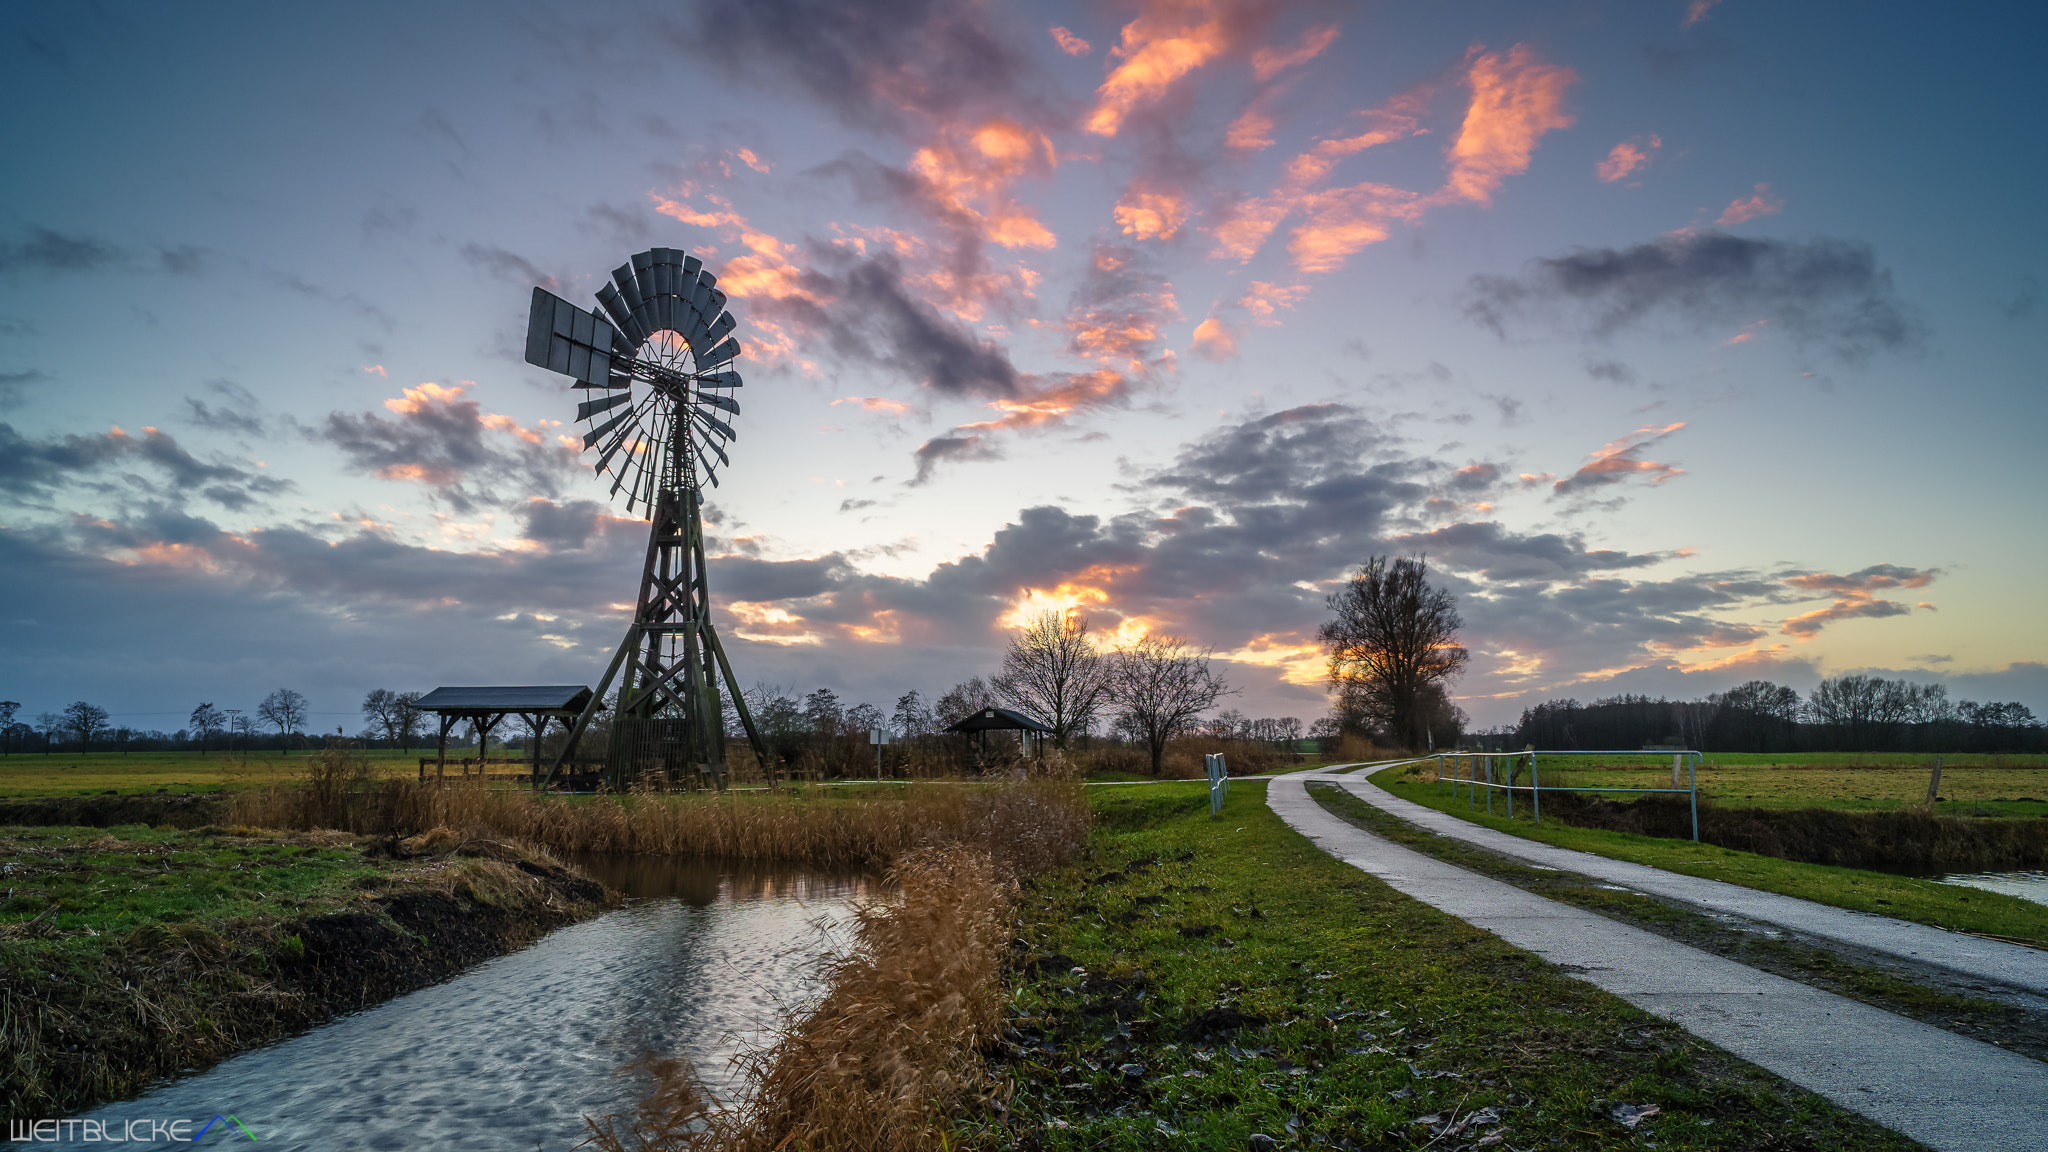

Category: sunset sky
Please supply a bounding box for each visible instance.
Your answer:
[2,0,2043,735]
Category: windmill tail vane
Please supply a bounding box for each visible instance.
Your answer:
[520,246,769,790]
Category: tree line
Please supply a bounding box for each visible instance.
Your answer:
[0,689,426,755]
[1495,677,2043,754]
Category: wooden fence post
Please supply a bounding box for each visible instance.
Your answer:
[1926,756,1943,804]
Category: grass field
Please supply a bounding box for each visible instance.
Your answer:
[0,748,492,798]
[1366,765,2048,944]
[988,780,1915,1151]
[1423,751,2048,819]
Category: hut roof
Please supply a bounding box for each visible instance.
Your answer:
[416,686,594,716]
[947,706,1053,734]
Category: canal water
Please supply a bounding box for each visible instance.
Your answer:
[1933,869,2048,907]
[27,858,873,1150]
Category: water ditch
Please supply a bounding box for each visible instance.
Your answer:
[21,857,874,1150]
[1934,869,2048,907]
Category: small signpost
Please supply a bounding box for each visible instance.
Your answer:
[1205,752,1229,815]
[870,727,889,782]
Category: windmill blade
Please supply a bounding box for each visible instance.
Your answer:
[697,337,741,369]
[583,409,635,450]
[595,283,644,350]
[698,392,739,415]
[700,310,736,350]
[577,391,633,422]
[699,434,730,467]
[612,263,645,312]
[524,288,555,368]
[682,253,702,277]
[526,287,620,387]
[694,443,721,487]
[696,370,743,389]
[693,409,736,443]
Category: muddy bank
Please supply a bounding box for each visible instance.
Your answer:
[1539,792,2048,874]
[0,792,224,829]
[1,828,614,1118]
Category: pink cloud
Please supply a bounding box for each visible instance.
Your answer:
[1190,317,1237,360]
[1051,26,1092,56]
[1251,23,1339,82]
[1683,0,1723,30]
[1086,0,1231,137]
[1436,45,1579,208]
[1114,185,1190,240]
[1552,422,1687,496]
[1597,134,1660,182]
[1717,182,1784,226]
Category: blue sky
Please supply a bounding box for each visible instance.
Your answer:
[2,0,2043,734]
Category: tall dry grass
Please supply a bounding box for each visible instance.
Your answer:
[227,775,1090,873]
[587,847,1020,1152]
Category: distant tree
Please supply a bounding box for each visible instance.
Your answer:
[934,676,998,729]
[35,711,62,754]
[802,689,845,738]
[63,701,111,753]
[1319,555,1469,751]
[392,691,425,751]
[258,688,309,750]
[189,703,226,753]
[1105,633,1234,777]
[0,701,17,755]
[1706,681,1800,752]
[891,690,933,739]
[847,702,885,736]
[362,689,414,748]
[993,610,1109,750]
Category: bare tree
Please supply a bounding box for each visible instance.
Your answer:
[1105,633,1234,777]
[392,691,424,752]
[361,689,407,748]
[992,610,1108,749]
[63,701,111,753]
[934,676,998,729]
[0,701,17,755]
[35,711,62,754]
[189,703,226,753]
[1318,555,1469,751]
[258,688,309,751]
[891,690,933,739]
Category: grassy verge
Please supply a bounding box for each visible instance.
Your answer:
[984,780,1917,1151]
[1307,784,2048,1064]
[1368,766,2048,946]
[0,748,431,797]
[1458,759,2048,819]
[1,822,614,1116]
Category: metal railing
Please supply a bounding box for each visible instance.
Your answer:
[1430,749,1703,842]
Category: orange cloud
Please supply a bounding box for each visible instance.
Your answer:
[960,370,1131,433]
[1251,23,1339,82]
[1597,134,1660,182]
[1211,87,1430,262]
[363,364,387,377]
[1552,421,1687,495]
[909,120,1059,250]
[1717,183,1784,226]
[1784,565,1935,594]
[1191,317,1237,360]
[1781,591,1914,637]
[1051,25,1091,55]
[650,191,815,303]
[832,396,915,415]
[1087,0,1231,137]
[1287,183,1418,273]
[382,381,468,416]
[1436,45,1578,207]
[1114,185,1190,240]
[1225,103,1276,150]
[1239,280,1306,323]
[1683,0,1723,30]
[735,147,770,174]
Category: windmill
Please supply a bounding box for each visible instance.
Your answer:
[522,247,770,789]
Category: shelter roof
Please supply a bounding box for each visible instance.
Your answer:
[417,686,594,715]
[947,706,1053,734]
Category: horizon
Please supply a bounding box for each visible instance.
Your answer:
[2,1,2043,734]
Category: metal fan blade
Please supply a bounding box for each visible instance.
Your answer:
[693,409,736,443]
[685,272,711,318]
[682,253,702,277]
[612,264,644,310]
[695,444,720,487]
[698,338,741,369]
[696,370,742,389]
[523,288,555,368]
[698,392,739,415]
[702,311,736,349]
[699,435,730,467]
[595,284,640,349]
[576,392,633,422]
[583,409,634,450]
[632,251,658,314]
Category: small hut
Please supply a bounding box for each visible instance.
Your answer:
[947,706,1053,760]
[416,685,593,781]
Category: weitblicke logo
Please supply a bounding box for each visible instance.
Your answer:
[8,1114,257,1142]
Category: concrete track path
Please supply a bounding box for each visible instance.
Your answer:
[1333,765,2048,995]
[1267,768,2048,1152]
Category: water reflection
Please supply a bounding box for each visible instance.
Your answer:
[1934,869,2048,907]
[31,857,876,1151]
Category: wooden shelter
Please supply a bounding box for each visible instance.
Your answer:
[417,686,594,781]
[947,706,1053,758]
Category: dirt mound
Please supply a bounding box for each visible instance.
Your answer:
[0,793,222,829]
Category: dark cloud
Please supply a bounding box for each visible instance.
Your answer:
[0,422,128,496]
[677,0,1054,135]
[1583,357,1636,384]
[515,498,609,551]
[1381,521,1664,584]
[839,498,878,513]
[460,243,558,290]
[316,386,579,514]
[910,434,1002,485]
[2003,275,2039,320]
[779,252,1021,397]
[0,368,46,407]
[0,226,122,273]
[0,421,288,507]
[1465,230,1920,363]
[158,245,204,274]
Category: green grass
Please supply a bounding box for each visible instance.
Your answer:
[0,748,440,798]
[1368,765,2048,945]
[0,824,387,942]
[986,780,1917,1151]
